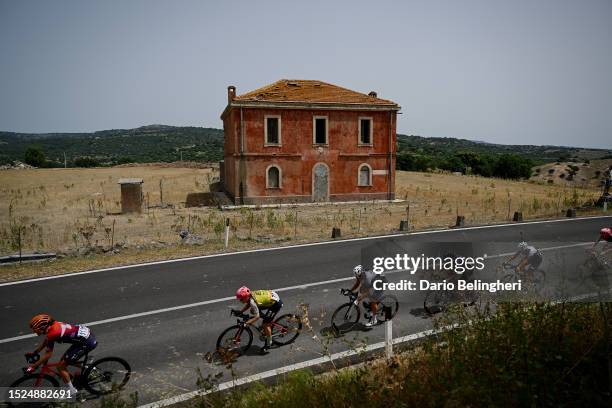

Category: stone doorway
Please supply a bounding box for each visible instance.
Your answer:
[312,163,329,202]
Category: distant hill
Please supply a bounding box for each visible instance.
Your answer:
[396,134,611,165]
[0,125,224,166]
[530,159,612,189]
[1,125,610,168]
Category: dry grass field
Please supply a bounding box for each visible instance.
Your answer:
[0,166,215,254]
[0,165,605,281]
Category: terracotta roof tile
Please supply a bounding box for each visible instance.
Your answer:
[233,79,398,106]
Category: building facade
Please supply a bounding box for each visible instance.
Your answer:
[220,79,400,204]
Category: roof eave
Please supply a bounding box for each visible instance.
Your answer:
[221,100,401,118]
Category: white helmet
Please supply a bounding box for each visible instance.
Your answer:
[352,265,363,277]
[518,241,528,251]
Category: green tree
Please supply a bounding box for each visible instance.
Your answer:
[493,154,533,179]
[24,147,46,167]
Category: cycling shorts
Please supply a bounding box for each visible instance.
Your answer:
[527,252,543,269]
[260,300,283,323]
[62,334,97,364]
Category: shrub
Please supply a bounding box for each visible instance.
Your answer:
[24,147,46,167]
[73,156,100,167]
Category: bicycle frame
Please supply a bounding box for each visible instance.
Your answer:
[232,313,288,340]
[27,357,87,386]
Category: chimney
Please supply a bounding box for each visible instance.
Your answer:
[368,91,377,98]
[227,85,236,103]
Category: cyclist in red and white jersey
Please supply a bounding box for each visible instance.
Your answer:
[592,227,612,257]
[26,314,97,393]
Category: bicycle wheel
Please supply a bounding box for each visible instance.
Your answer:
[377,295,399,321]
[83,357,131,395]
[216,325,253,355]
[331,303,360,334]
[9,374,60,388]
[271,314,302,345]
[7,375,60,408]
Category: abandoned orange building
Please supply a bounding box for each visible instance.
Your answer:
[220,79,401,204]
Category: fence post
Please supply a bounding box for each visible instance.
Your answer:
[224,218,230,248]
[385,319,393,358]
[18,227,22,264]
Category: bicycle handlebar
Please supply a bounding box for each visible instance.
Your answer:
[340,289,357,298]
[230,309,250,320]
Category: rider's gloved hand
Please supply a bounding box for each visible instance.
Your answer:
[25,366,35,374]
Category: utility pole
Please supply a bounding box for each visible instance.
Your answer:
[180,150,183,162]
[63,152,67,168]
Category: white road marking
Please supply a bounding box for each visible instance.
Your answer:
[1,215,608,287]
[0,242,594,344]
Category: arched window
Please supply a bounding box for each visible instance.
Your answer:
[267,165,281,188]
[358,164,372,186]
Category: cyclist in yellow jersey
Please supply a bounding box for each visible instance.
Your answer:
[235,287,282,353]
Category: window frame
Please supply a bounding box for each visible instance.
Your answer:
[264,115,282,146]
[312,115,329,146]
[358,117,373,146]
[358,163,373,187]
[266,165,282,189]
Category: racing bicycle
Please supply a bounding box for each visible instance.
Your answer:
[498,259,546,295]
[573,249,610,292]
[331,289,399,334]
[7,351,131,406]
[216,309,302,355]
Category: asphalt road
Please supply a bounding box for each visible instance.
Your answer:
[1,216,611,405]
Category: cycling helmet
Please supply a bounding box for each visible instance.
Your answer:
[353,265,363,277]
[29,314,52,332]
[235,286,251,301]
[517,241,528,251]
[600,228,611,240]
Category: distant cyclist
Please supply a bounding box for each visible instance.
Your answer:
[506,242,543,279]
[235,287,282,354]
[594,227,612,244]
[592,228,612,253]
[347,265,385,327]
[26,314,97,394]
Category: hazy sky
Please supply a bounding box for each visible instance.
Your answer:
[1,0,611,148]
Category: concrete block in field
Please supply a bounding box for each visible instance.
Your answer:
[332,227,341,238]
[399,220,410,231]
[566,208,576,218]
[513,212,523,222]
